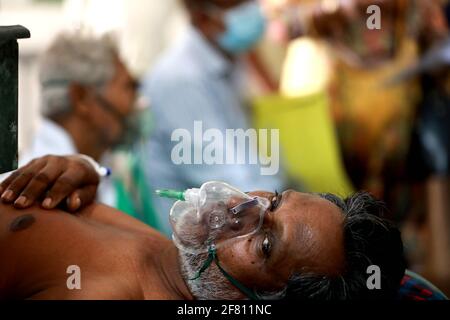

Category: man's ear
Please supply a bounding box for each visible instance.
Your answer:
[68,83,91,118]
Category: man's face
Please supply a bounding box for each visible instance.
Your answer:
[180,190,346,299]
[88,59,138,147]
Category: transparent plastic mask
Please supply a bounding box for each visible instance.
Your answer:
[169,181,270,254]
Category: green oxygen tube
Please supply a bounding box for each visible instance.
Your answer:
[155,188,201,204]
[154,189,186,201]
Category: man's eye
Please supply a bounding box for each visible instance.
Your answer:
[261,233,272,258]
[269,190,281,211]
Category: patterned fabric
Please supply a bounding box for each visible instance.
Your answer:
[398,270,448,300]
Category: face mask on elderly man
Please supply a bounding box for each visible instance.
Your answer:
[156,181,273,300]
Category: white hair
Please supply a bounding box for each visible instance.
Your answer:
[39,32,118,118]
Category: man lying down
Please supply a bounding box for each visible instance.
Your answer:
[0,156,406,300]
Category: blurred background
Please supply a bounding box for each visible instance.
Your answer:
[1,0,449,295]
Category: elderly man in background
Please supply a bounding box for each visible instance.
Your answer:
[0,33,145,215]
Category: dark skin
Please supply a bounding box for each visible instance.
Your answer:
[0,202,191,299]
[0,156,345,299]
[218,190,345,293]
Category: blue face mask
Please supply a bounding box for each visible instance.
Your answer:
[217,1,266,54]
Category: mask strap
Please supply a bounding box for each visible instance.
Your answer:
[189,246,260,300]
[229,197,259,215]
[188,247,215,281]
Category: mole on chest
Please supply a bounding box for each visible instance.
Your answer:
[9,214,36,232]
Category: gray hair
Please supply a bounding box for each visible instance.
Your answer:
[39,32,118,118]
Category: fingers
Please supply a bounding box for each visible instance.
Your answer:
[66,185,98,212]
[1,160,47,203]
[41,167,87,209]
[0,159,36,197]
[13,164,65,209]
[0,170,22,200]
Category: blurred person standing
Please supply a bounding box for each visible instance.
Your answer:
[414,39,450,293]
[302,0,449,293]
[142,0,285,235]
[406,3,450,290]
